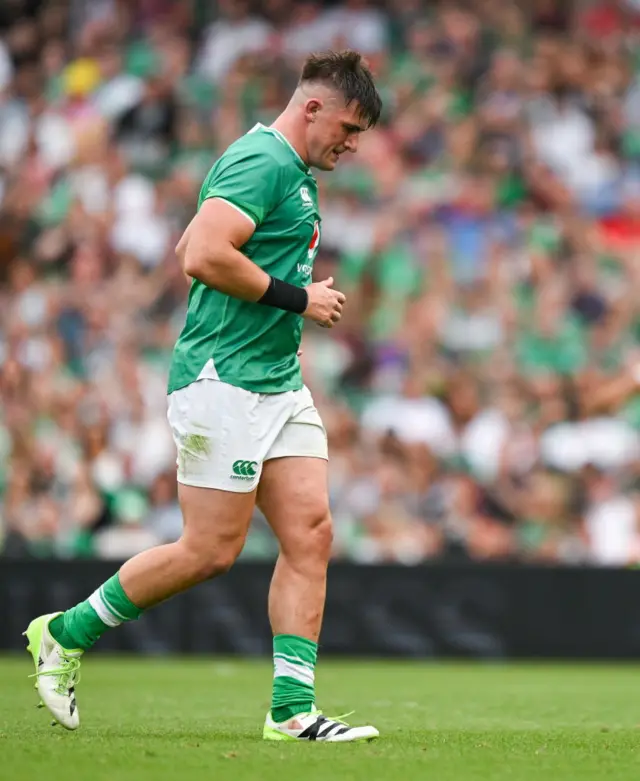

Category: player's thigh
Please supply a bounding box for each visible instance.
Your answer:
[258,389,331,557]
[177,482,256,566]
[257,455,332,558]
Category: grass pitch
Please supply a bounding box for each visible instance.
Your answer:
[2,657,640,781]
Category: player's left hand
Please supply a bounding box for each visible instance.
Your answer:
[303,277,346,328]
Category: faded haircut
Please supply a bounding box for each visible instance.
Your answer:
[299,49,382,128]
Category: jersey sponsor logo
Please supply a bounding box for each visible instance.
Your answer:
[300,186,313,207]
[308,220,320,261]
[297,263,312,276]
[231,460,258,479]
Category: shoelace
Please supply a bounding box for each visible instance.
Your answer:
[29,655,81,696]
[330,710,355,725]
[306,709,356,726]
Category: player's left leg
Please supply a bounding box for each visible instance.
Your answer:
[256,388,378,742]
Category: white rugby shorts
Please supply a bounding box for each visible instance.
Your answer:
[167,378,328,492]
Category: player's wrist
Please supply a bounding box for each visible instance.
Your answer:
[257,276,308,314]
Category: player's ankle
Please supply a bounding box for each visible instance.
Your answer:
[272,701,314,723]
[48,614,78,650]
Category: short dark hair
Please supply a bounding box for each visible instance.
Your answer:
[300,50,382,128]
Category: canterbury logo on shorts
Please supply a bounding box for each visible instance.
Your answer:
[231,460,259,479]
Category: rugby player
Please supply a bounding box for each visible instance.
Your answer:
[24,49,382,743]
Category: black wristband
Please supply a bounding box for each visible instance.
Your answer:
[257,276,308,314]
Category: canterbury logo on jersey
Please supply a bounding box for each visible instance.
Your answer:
[231,460,258,479]
[300,187,313,206]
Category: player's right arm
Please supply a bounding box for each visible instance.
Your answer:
[182,149,346,327]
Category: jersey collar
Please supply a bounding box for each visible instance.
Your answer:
[254,123,311,174]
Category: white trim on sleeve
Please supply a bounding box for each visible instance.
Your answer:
[213,197,256,226]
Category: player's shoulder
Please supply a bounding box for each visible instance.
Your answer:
[220,125,290,170]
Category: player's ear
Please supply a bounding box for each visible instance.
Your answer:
[304,98,322,124]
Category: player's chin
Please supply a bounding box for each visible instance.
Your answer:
[316,153,339,171]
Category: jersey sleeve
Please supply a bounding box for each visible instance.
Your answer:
[201,149,283,227]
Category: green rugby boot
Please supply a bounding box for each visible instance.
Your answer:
[24,613,83,730]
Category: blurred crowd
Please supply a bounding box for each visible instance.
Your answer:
[4,0,640,565]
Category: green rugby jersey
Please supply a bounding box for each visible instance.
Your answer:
[168,124,321,395]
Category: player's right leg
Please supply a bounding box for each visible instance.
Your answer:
[24,379,262,729]
[25,484,255,729]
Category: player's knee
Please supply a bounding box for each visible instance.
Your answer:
[315,513,333,561]
[313,514,334,560]
[200,549,238,579]
[177,538,241,581]
[214,542,243,575]
[287,511,333,565]
[192,551,238,581]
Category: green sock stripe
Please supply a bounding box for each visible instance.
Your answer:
[88,589,122,627]
[273,634,318,667]
[49,573,144,653]
[273,675,315,693]
[99,586,127,623]
[271,634,317,723]
[101,573,143,621]
[273,652,315,670]
[274,657,315,686]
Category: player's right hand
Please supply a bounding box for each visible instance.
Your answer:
[303,277,346,328]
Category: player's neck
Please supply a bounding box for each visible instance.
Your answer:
[270,113,310,167]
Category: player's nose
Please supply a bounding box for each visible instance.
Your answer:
[344,134,359,153]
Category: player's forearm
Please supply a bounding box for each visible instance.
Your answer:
[184,241,270,301]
